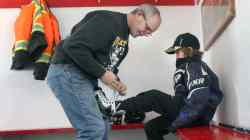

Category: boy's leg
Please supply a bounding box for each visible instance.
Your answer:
[144,116,172,140]
[118,89,177,114]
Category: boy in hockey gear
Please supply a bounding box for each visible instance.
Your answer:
[117,33,223,140]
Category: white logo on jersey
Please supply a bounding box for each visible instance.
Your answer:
[189,78,205,89]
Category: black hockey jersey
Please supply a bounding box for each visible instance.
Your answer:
[171,55,224,129]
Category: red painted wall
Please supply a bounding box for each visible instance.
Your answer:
[202,0,228,5]
[0,0,194,8]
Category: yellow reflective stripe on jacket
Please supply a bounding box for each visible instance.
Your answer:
[32,22,44,33]
[36,52,51,63]
[14,40,28,52]
[33,5,43,18]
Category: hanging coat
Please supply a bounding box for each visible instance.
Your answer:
[11,0,61,80]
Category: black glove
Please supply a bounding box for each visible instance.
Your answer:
[11,50,31,70]
[33,62,50,80]
[27,31,47,61]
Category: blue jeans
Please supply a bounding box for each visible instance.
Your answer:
[47,64,110,140]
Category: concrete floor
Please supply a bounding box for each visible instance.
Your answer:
[0,129,178,140]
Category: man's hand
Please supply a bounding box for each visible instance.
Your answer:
[100,71,116,85]
[100,71,127,95]
[111,80,127,95]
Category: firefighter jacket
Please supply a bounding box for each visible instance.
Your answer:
[11,0,60,80]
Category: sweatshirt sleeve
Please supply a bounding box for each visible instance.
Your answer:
[62,14,115,78]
